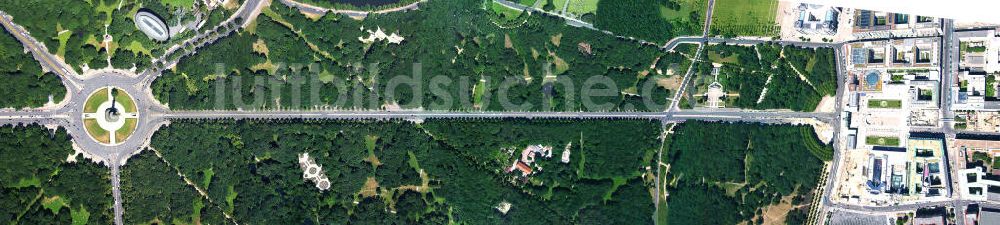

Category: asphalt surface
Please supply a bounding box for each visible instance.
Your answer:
[815,18,987,225]
[815,43,847,225]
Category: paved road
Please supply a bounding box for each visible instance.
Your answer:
[817,19,994,223]
[814,43,848,225]
[159,109,835,123]
[110,164,123,225]
[666,0,714,111]
[5,0,989,223]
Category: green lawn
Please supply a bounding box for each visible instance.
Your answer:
[116,118,138,142]
[865,136,900,146]
[122,40,153,58]
[113,90,137,112]
[552,0,570,12]
[868,99,902,109]
[70,205,90,225]
[52,26,73,58]
[710,0,778,36]
[659,0,707,22]
[473,78,487,107]
[491,1,524,20]
[41,195,67,214]
[84,88,109,113]
[708,51,738,64]
[566,0,599,15]
[519,0,538,6]
[987,75,996,98]
[84,119,110,144]
[161,0,195,9]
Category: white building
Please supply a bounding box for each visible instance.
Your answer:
[794,4,840,35]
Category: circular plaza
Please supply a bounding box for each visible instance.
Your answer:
[82,87,139,146]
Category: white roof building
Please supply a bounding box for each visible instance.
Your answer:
[795,4,840,35]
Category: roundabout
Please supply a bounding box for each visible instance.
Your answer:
[82,86,139,146]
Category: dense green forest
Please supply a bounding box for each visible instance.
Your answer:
[691,43,836,111]
[0,0,235,73]
[121,151,229,225]
[146,119,662,224]
[661,121,827,225]
[0,30,66,108]
[594,0,704,43]
[0,0,108,71]
[152,0,686,112]
[0,125,113,225]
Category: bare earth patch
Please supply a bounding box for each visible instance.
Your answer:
[740,195,804,225]
[814,96,835,113]
[359,177,379,198]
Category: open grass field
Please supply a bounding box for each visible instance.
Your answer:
[161,0,195,9]
[552,0,570,12]
[84,88,109,113]
[53,26,72,58]
[84,119,110,144]
[708,50,739,64]
[659,0,707,22]
[491,1,524,20]
[113,90,137,112]
[122,40,153,58]
[710,0,778,37]
[566,0,599,16]
[868,99,902,109]
[116,118,138,142]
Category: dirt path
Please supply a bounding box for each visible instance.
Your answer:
[756,74,774,104]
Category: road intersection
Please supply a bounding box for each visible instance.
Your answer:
[0,0,848,224]
[0,0,986,224]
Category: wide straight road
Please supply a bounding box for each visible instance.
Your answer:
[158,109,836,123]
[110,164,124,225]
